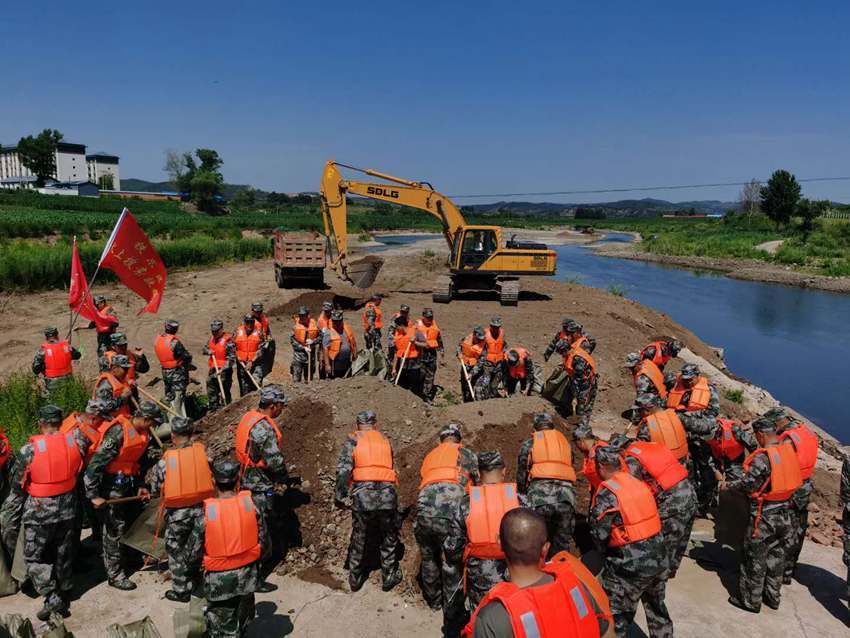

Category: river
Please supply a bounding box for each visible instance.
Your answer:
[372,233,850,443]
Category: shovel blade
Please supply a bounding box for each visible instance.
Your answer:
[346,257,383,288]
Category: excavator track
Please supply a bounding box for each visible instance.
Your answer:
[432,276,453,303]
[498,279,520,306]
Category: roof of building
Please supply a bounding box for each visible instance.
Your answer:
[86,151,119,162]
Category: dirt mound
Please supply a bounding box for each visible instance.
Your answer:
[269,292,365,318]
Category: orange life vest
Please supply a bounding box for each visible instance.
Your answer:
[460,336,485,366]
[623,442,688,493]
[666,376,711,411]
[104,350,138,382]
[593,471,662,547]
[581,441,608,493]
[530,429,576,482]
[708,418,746,462]
[155,334,181,369]
[325,323,356,360]
[779,425,818,481]
[351,430,397,483]
[0,432,10,470]
[743,443,803,503]
[93,373,130,417]
[203,491,261,572]
[362,302,384,330]
[640,341,672,369]
[419,441,464,490]
[463,556,605,638]
[60,413,102,463]
[643,410,689,460]
[25,432,82,497]
[207,334,232,370]
[317,312,332,331]
[162,443,216,508]
[393,324,420,360]
[484,328,505,364]
[255,313,270,338]
[292,319,318,346]
[95,305,117,334]
[634,360,667,399]
[235,326,262,363]
[565,347,597,378]
[235,411,283,469]
[102,416,150,476]
[416,320,441,349]
[464,483,520,561]
[41,341,73,378]
[507,347,530,380]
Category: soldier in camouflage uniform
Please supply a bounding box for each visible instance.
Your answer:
[149,416,210,602]
[417,308,444,403]
[335,411,403,592]
[553,338,597,421]
[456,327,491,402]
[841,452,849,601]
[99,332,150,378]
[623,352,665,402]
[93,354,134,416]
[289,307,319,383]
[543,318,596,362]
[590,445,672,637]
[85,401,161,590]
[155,319,193,418]
[516,413,576,556]
[723,416,799,613]
[363,294,384,352]
[203,320,236,411]
[640,339,682,372]
[89,295,119,356]
[3,406,90,619]
[504,348,543,396]
[0,430,20,558]
[32,327,82,399]
[414,424,479,637]
[444,451,527,609]
[197,460,263,638]
[386,304,411,362]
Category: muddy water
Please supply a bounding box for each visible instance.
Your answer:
[373,233,850,442]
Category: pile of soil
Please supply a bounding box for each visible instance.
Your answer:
[268,291,366,319]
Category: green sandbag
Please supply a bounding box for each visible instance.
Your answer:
[541,367,570,403]
[106,617,161,638]
[173,595,206,638]
[0,613,72,638]
[10,527,26,584]
[121,499,166,561]
[351,349,390,378]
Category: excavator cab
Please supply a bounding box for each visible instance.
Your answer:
[456,227,499,270]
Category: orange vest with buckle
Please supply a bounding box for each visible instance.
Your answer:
[362,303,384,330]
[104,350,138,382]
[623,442,688,493]
[235,326,262,362]
[41,341,73,378]
[779,425,818,481]
[162,443,216,508]
[484,328,505,364]
[155,334,181,369]
[419,441,465,490]
[326,323,356,360]
[709,418,746,462]
[102,417,150,476]
[25,432,82,497]
[464,483,520,561]
[416,320,441,349]
[460,336,485,366]
[507,347,530,380]
[581,441,608,493]
[203,491,261,572]
[0,432,10,470]
[593,471,662,547]
[93,373,130,417]
[393,324,420,360]
[255,313,270,338]
[317,313,331,331]
[207,334,232,369]
[530,429,576,482]
[566,347,597,378]
[666,376,711,411]
[463,554,606,638]
[634,360,667,399]
[351,430,397,483]
[640,341,672,368]
[292,319,318,346]
[60,413,102,463]
[643,410,688,460]
[235,411,282,469]
[744,443,803,502]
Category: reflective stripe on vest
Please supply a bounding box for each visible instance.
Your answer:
[162,443,216,508]
[779,426,818,480]
[644,410,689,460]
[292,319,318,346]
[26,432,82,497]
[203,491,261,572]
[484,328,505,364]
[624,442,688,493]
[41,341,73,378]
[634,360,667,399]
[464,483,520,560]
[103,417,150,476]
[235,411,282,469]
[594,471,661,547]
[155,334,180,369]
[419,441,462,490]
[60,413,102,463]
[709,418,746,461]
[235,327,262,362]
[530,430,576,482]
[351,430,397,483]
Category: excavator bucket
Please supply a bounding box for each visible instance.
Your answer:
[346,256,383,288]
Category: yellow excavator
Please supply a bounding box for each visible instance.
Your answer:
[320,161,557,305]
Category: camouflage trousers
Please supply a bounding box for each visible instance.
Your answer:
[205,594,256,638]
[97,332,112,357]
[737,504,794,610]
[248,491,273,564]
[97,500,136,581]
[660,506,697,577]
[327,355,351,379]
[557,379,597,419]
[843,504,850,568]
[460,368,490,403]
[689,441,716,515]
[163,367,188,417]
[602,564,673,638]
[413,515,468,638]
[165,507,203,595]
[347,509,401,590]
[364,328,382,352]
[24,518,75,604]
[420,351,438,402]
[236,364,264,397]
[395,359,423,397]
[290,348,317,383]
[207,367,233,412]
[784,490,811,581]
[531,500,575,557]
[482,362,504,397]
[466,557,508,609]
[43,375,74,401]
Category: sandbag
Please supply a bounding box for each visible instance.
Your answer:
[173,595,206,638]
[350,349,390,378]
[120,499,166,561]
[541,366,570,403]
[106,617,161,638]
[0,539,18,597]
[0,613,72,638]
[715,489,749,552]
[10,527,26,584]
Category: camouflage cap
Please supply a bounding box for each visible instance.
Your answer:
[751,416,779,433]
[110,332,128,345]
[489,317,502,327]
[322,301,334,310]
[109,354,132,368]
[259,385,287,405]
[210,319,224,332]
[472,326,485,339]
[761,407,788,424]
[39,404,63,423]
[399,304,410,313]
[297,306,309,316]
[170,416,194,435]
[43,326,59,337]
[212,459,240,484]
[421,307,434,319]
[439,423,462,440]
[331,309,344,321]
[572,422,595,441]
[506,349,520,366]
[563,320,581,334]
[478,451,505,471]
[595,444,623,467]
[164,319,180,332]
[532,413,553,430]
[356,410,377,425]
[251,302,264,312]
[85,399,112,417]
[243,314,255,324]
[607,433,632,451]
[137,401,163,423]
[669,339,684,356]
[680,363,700,379]
[623,352,641,368]
[664,371,678,387]
[561,317,574,327]
[632,393,661,410]
[93,295,107,305]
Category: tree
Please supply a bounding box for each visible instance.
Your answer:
[162,148,224,211]
[191,171,223,213]
[97,174,114,190]
[760,170,801,226]
[195,149,222,173]
[17,129,63,186]
[796,198,829,234]
[163,149,185,189]
[230,187,256,209]
[739,179,761,219]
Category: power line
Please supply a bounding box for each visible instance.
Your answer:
[448,176,850,199]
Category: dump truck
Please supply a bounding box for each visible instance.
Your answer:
[273,231,326,288]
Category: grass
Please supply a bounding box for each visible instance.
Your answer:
[0,374,90,451]
[724,388,744,404]
[607,283,626,297]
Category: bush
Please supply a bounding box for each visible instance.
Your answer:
[724,389,744,404]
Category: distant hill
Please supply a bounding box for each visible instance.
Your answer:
[467,198,736,218]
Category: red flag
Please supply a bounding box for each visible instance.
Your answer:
[99,208,167,314]
[69,239,117,331]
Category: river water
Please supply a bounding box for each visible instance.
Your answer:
[372,233,849,442]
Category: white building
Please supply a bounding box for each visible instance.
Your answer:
[0,141,119,190]
[86,152,120,190]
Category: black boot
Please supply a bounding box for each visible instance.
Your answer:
[165,590,191,603]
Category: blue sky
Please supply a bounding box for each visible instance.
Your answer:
[2,1,848,203]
